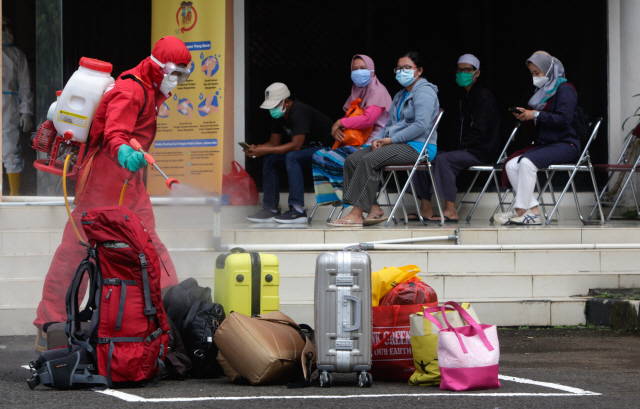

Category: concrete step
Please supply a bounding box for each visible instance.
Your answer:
[3,224,640,254]
[0,296,589,337]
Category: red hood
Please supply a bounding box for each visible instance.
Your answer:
[119,36,192,106]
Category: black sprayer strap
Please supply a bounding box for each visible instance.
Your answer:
[120,74,148,119]
[250,252,262,316]
[139,253,157,316]
[65,254,97,340]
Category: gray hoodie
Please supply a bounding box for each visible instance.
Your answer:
[374,78,440,145]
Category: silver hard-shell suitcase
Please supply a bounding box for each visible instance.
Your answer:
[314,247,372,388]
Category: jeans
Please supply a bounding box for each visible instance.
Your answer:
[262,146,324,210]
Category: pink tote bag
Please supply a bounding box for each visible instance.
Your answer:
[424,301,501,391]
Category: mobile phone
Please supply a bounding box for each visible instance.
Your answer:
[238,142,251,150]
[508,107,523,114]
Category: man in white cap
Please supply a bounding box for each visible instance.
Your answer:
[412,54,500,222]
[245,82,333,223]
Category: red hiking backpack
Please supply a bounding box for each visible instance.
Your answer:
[81,205,170,386]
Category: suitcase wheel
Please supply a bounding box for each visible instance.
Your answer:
[319,371,332,388]
[358,371,373,388]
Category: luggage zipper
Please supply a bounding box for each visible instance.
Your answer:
[250,253,262,316]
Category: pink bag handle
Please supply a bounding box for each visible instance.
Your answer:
[421,306,455,331]
[441,301,494,353]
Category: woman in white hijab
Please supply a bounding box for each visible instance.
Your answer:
[496,51,580,226]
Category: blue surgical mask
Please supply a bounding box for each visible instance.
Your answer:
[269,102,286,119]
[351,69,372,87]
[396,70,417,87]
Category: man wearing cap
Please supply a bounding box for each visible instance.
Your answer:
[245,82,333,223]
[413,54,500,222]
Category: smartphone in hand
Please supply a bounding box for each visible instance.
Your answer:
[238,142,252,150]
[508,107,524,114]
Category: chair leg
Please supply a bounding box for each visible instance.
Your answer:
[337,206,345,219]
[326,206,337,223]
[587,171,612,222]
[407,170,425,224]
[466,170,494,222]
[606,155,640,221]
[386,166,419,227]
[393,171,409,225]
[544,168,578,226]
[308,203,319,223]
[490,188,513,223]
[426,161,445,227]
[458,171,480,213]
[569,174,584,224]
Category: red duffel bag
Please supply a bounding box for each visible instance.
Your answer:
[222,161,259,205]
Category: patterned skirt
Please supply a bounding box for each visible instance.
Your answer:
[312,145,361,205]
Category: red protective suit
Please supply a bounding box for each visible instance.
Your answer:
[34,36,192,328]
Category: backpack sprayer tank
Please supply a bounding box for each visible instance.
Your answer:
[33,57,114,178]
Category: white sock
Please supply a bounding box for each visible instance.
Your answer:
[293,204,304,213]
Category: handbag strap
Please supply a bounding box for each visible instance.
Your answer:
[421,306,455,331]
[441,301,494,353]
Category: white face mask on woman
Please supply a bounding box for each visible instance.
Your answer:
[532,76,548,88]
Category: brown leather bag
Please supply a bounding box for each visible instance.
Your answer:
[214,311,315,386]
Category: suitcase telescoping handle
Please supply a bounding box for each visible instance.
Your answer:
[342,295,361,332]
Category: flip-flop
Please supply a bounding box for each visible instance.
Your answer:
[425,215,459,223]
[327,220,363,227]
[363,216,389,226]
[400,213,422,222]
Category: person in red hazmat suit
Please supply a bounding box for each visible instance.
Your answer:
[34,36,192,351]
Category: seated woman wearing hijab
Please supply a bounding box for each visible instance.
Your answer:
[311,54,392,206]
[495,51,580,225]
[329,51,439,226]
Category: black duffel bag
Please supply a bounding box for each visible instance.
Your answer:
[181,300,226,378]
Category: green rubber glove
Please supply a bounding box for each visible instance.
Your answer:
[118,144,148,172]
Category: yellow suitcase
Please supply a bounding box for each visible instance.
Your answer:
[214,248,279,316]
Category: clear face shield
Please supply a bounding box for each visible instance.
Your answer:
[150,54,191,83]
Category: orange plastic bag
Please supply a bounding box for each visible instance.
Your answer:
[332,98,373,149]
[222,161,259,205]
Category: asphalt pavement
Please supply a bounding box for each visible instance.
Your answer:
[1,327,638,408]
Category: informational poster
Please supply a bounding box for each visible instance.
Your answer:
[149,0,225,196]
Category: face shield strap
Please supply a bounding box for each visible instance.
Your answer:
[150,54,190,84]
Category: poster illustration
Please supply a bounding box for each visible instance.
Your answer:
[149,0,225,196]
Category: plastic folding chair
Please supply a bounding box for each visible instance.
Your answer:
[587,132,640,222]
[379,109,445,226]
[456,123,521,222]
[490,118,604,225]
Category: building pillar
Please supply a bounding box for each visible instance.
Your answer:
[608,0,640,207]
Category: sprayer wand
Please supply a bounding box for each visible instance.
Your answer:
[130,138,179,190]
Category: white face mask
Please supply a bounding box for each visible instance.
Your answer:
[159,74,178,97]
[533,76,548,88]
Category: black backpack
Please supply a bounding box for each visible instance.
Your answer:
[162,278,226,378]
[572,105,590,142]
[180,300,226,378]
[162,316,193,380]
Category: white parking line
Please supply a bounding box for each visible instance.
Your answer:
[22,366,600,401]
[97,375,599,402]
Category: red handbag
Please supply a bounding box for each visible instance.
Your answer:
[371,303,437,382]
[222,161,259,206]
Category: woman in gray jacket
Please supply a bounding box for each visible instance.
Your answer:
[329,51,440,226]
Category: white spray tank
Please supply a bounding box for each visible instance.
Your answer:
[52,57,115,142]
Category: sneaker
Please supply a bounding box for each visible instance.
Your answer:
[494,210,517,225]
[274,206,309,224]
[35,327,47,354]
[247,208,280,223]
[509,210,543,225]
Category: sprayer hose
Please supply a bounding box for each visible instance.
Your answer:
[63,155,85,245]
[119,179,129,206]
